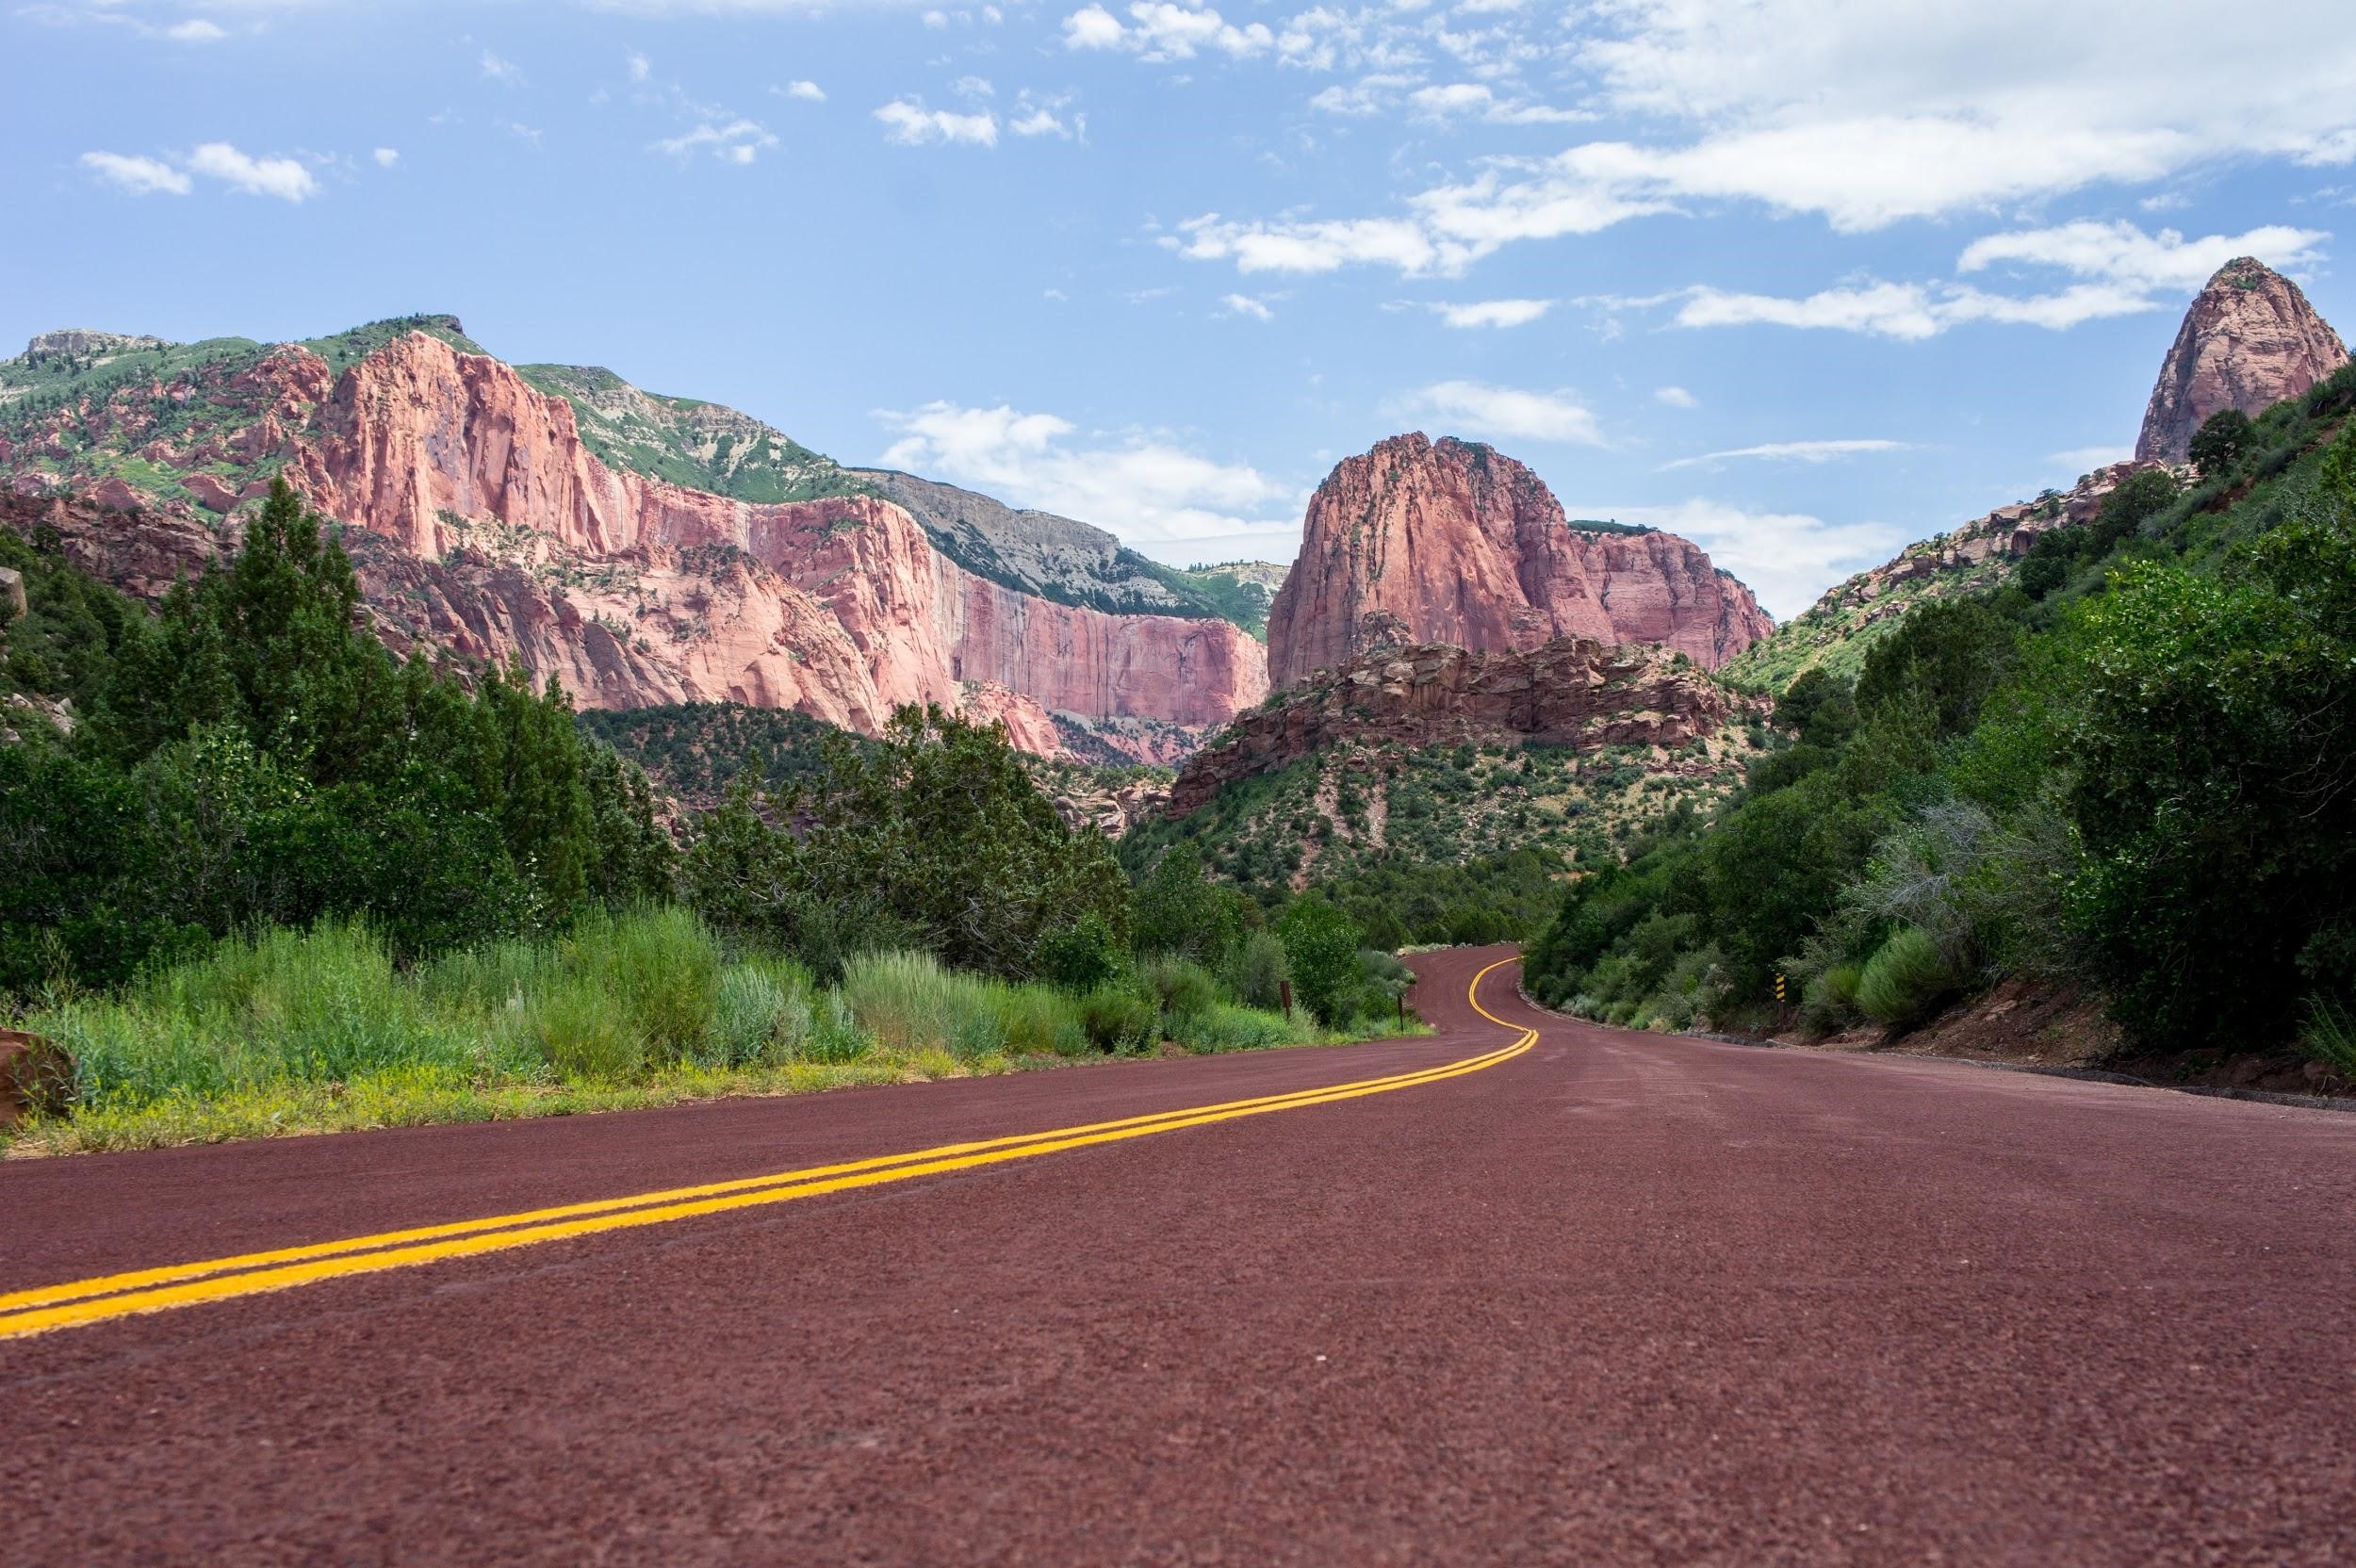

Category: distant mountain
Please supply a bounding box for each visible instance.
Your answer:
[2136,256,2348,463]
[848,466,1265,626]
[0,316,1268,762]
[1264,433,1772,688]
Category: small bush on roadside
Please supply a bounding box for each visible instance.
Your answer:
[1171,1003,1300,1054]
[1080,986,1158,1052]
[1856,927,1955,1028]
[1137,955,1221,1026]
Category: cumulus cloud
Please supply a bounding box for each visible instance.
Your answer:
[480,49,523,85]
[1061,2,1274,60]
[874,400,1293,555]
[1656,385,1699,409]
[875,100,999,146]
[1157,0,2356,279]
[1666,220,2328,339]
[628,52,651,83]
[1571,499,1908,620]
[653,119,779,165]
[1955,219,2330,291]
[80,151,191,196]
[1431,299,1551,329]
[164,19,224,42]
[777,79,827,103]
[187,143,320,202]
[1219,293,1274,321]
[373,147,400,168]
[1409,381,1603,446]
[1660,439,1911,471]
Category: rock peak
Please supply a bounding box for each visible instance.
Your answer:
[21,329,169,360]
[1264,433,1769,686]
[2135,257,2348,463]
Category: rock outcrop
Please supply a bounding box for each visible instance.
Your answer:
[0,329,1269,761]
[1265,434,1771,686]
[2135,257,2348,463]
[1170,636,1749,815]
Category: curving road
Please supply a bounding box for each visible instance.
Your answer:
[6,947,2354,1564]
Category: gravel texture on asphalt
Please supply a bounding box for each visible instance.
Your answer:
[6,945,2354,1565]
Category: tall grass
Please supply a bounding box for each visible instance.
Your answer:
[8,912,1395,1153]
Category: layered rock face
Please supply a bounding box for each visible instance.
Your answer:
[1265,434,1770,686]
[1,330,1268,760]
[1170,636,1747,815]
[2136,257,2348,463]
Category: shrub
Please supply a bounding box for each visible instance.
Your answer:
[990,985,1089,1056]
[1172,1003,1300,1054]
[1226,930,1289,1012]
[526,975,646,1081]
[1137,955,1221,1024]
[1801,962,1863,1033]
[1277,897,1363,1025]
[1079,986,1158,1051]
[565,906,722,1063]
[1037,910,1123,993]
[2300,996,2356,1076]
[1856,927,1955,1028]
[841,950,981,1057]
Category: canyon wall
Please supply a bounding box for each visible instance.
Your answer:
[4,330,1268,759]
[1265,433,1770,687]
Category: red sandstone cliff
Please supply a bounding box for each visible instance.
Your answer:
[5,332,1268,760]
[1264,434,1770,687]
[2136,257,2348,463]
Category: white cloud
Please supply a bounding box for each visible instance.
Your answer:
[952,74,994,99]
[875,100,999,146]
[373,147,400,169]
[1655,385,1699,409]
[628,52,651,83]
[1170,213,1456,277]
[1219,293,1274,321]
[480,49,523,85]
[79,151,190,196]
[1579,499,1908,621]
[187,142,319,202]
[1009,91,1078,139]
[1158,1,2356,278]
[1059,2,1274,61]
[1674,278,2160,339]
[875,399,1292,554]
[653,118,779,164]
[1432,298,1551,329]
[1410,381,1603,446]
[1661,220,2331,340]
[1660,439,1911,471]
[164,19,224,42]
[1956,219,2330,291]
[778,79,827,103]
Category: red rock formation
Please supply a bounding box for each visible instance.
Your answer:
[2135,257,2348,463]
[1265,434,1770,686]
[3,331,1268,760]
[1170,635,1750,815]
[276,335,1268,742]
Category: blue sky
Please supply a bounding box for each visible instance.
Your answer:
[6,1,2355,617]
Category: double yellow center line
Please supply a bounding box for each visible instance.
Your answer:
[1,960,1535,1342]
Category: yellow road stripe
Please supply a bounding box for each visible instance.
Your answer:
[1,960,1534,1342]
[0,1038,1518,1315]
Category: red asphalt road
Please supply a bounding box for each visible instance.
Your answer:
[6,946,2355,1565]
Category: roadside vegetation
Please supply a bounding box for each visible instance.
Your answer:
[1525,375,2356,1078]
[0,482,1424,1153]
